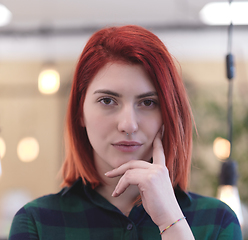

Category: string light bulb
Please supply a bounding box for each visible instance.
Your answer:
[200,1,248,25]
[216,2,243,227]
[217,160,243,225]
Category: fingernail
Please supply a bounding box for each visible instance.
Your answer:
[104,171,111,176]
[112,190,118,197]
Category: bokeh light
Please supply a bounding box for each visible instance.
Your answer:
[38,69,60,94]
[213,137,231,160]
[0,4,12,27]
[17,137,39,162]
[0,137,6,159]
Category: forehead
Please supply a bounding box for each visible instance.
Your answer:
[87,62,156,94]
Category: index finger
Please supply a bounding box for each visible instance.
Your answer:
[152,128,166,166]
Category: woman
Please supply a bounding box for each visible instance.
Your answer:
[9,25,242,240]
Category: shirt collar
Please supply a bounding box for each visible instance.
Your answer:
[61,177,84,196]
[174,186,192,208]
[62,178,148,225]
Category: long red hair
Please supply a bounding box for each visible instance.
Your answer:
[61,25,193,191]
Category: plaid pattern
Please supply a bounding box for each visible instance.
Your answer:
[9,178,242,240]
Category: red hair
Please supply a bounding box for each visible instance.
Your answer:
[61,25,193,191]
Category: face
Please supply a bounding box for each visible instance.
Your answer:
[83,62,163,174]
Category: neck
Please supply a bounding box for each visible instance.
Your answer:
[95,175,140,216]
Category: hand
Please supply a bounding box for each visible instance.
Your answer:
[105,129,184,228]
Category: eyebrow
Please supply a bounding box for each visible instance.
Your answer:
[93,89,158,98]
[136,91,158,99]
[94,90,121,97]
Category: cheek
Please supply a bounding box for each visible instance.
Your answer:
[84,112,112,143]
[146,113,163,138]
[84,120,104,152]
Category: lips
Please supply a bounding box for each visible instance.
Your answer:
[112,141,143,152]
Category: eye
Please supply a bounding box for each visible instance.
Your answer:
[98,97,116,106]
[143,100,154,106]
[140,99,157,107]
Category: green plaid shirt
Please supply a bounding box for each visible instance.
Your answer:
[9,178,242,240]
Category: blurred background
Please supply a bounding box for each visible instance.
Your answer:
[0,0,247,239]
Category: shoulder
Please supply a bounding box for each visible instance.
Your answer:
[188,192,231,210]
[187,192,239,224]
[16,187,86,218]
[19,190,65,213]
[11,190,65,228]
[9,188,86,239]
[9,192,60,239]
[184,192,242,240]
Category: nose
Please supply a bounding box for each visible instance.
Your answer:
[117,105,138,135]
